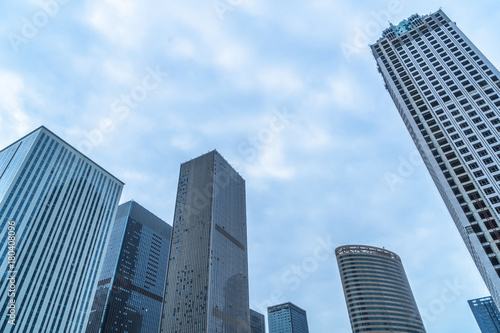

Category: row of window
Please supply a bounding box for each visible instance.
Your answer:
[374,12,500,280]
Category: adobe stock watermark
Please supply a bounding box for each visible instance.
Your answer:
[78,66,167,155]
[213,0,244,21]
[420,278,467,323]
[236,107,295,164]
[7,0,71,53]
[385,149,424,191]
[251,235,335,314]
[6,221,17,326]
[340,0,404,62]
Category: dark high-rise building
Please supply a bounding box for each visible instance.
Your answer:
[86,200,172,333]
[372,9,500,306]
[267,302,309,333]
[335,245,426,333]
[160,150,250,332]
[250,309,266,333]
[468,296,500,333]
[0,126,123,333]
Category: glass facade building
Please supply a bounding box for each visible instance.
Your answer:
[86,200,172,332]
[372,9,500,307]
[335,245,426,333]
[250,309,265,333]
[468,296,500,333]
[0,126,123,332]
[160,150,250,332]
[267,302,309,333]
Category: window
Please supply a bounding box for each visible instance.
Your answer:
[480,179,490,186]
[468,135,478,142]
[474,170,485,177]
[482,130,492,137]
[485,187,495,195]
[489,165,500,173]
[490,196,500,204]
[488,138,498,144]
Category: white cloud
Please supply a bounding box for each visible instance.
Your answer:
[171,134,196,150]
[0,71,34,142]
[102,59,135,84]
[170,38,197,59]
[326,73,358,109]
[86,0,144,48]
[257,67,304,96]
[244,141,295,181]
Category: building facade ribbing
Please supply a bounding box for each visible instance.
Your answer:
[371,9,500,306]
[160,150,250,332]
[0,126,123,332]
[86,200,172,332]
[267,302,309,333]
[468,296,500,333]
[335,245,426,333]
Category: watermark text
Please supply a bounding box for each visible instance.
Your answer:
[6,221,17,326]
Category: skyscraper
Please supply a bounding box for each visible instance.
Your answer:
[335,245,426,333]
[468,296,500,333]
[372,9,500,306]
[160,150,250,332]
[0,126,123,332]
[267,302,309,333]
[86,200,172,333]
[250,309,266,333]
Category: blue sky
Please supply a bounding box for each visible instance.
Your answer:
[2,0,500,331]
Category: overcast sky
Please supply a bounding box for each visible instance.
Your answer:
[2,0,500,332]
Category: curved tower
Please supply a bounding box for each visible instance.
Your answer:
[335,245,426,333]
